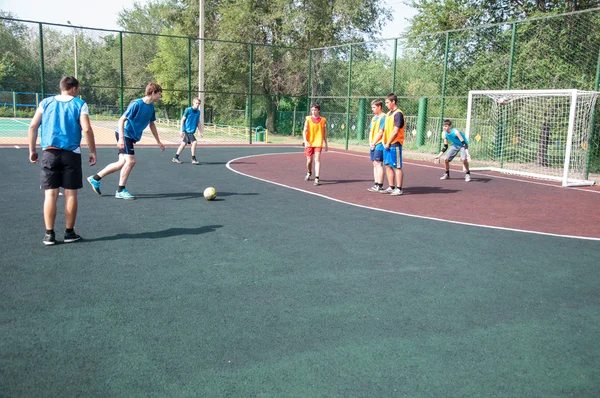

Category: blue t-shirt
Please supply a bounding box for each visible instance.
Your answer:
[39,95,87,152]
[120,98,156,142]
[182,107,201,133]
[444,127,468,147]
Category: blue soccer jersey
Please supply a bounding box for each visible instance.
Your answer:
[444,127,468,147]
[122,99,156,142]
[39,95,87,152]
[182,107,201,133]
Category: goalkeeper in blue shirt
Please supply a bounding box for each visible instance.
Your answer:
[434,119,471,182]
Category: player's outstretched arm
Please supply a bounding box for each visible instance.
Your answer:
[179,115,186,136]
[149,121,165,151]
[80,114,97,166]
[27,110,42,163]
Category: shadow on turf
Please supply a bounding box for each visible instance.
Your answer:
[402,186,462,195]
[84,225,223,242]
[134,191,258,200]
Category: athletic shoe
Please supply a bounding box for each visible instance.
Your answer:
[367,185,383,192]
[43,232,56,246]
[305,173,311,181]
[191,159,200,165]
[87,176,102,195]
[314,177,320,186]
[465,174,471,182]
[440,173,449,180]
[64,230,81,243]
[380,187,394,194]
[115,189,135,200]
[390,188,403,196]
[172,157,182,164]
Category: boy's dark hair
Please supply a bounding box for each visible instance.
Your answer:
[145,82,163,96]
[443,119,452,126]
[60,76,79,91]
[385,93,397,104]
[371,99,383,108]
[310,103,321,111]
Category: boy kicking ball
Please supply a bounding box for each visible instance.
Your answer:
[434,119,471,182]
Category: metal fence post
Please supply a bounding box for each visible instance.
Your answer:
[38,23,45,97]
[119,31,124,114]
[345,44,353,150]
[507,23,517,89]
[187,38,192,107]
[392,38,398,93]
[248,43,253,144]
[438,32,450,152]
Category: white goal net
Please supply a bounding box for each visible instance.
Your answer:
[466,89,599,186]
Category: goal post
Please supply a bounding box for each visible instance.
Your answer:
[465,89,599,187]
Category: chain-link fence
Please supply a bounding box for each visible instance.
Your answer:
[309,8,600,172]
[0,17,308,146]
[2,10,600,171]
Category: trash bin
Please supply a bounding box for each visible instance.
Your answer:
[255,126,265,142]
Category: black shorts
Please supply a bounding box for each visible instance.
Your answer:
[40,149,83,190]
[182,133,197,144]
[115,131,136,155]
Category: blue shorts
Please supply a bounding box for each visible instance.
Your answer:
[370,144,384,162]
[115,131,136,155]
[383,144,403,169]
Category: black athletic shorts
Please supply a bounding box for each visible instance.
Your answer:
[115,131,136,155]
[40,149,83,190]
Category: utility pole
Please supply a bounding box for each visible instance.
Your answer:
[66,21,78,79]
[199,0,205,132]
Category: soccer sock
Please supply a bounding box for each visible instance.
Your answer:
[466,171,471,174]
[118,186,125,192]
[174,154,179,158]
[46,229,54,234]
[93,174,102,181]
[65,228,74,234]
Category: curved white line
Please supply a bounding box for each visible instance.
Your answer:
[227,151,600,241]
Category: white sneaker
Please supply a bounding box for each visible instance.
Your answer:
[380,187,394,194]
[465,174,471,182]
[440,173,449,180]
[390,188,403,196]
[172,157,182,164]
[305,173,311,181]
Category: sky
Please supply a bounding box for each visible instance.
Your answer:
[1,0,417,38]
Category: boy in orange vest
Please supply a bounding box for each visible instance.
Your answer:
[303,104,328,186]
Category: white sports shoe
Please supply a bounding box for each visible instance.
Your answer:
[465,174,471,182]
[440,173,449,180]
[380,187,394,194]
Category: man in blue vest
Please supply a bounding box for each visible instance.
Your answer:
[28,76,97,245]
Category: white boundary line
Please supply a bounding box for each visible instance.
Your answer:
[227,151,600,241]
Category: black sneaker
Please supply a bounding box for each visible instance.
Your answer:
[64,230,82,243]
[43,232,56,246]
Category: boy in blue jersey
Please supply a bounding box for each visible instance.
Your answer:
[434,119,471,182]
[367,99,386,192]
[172,97,203,164]
[87,82,165,200]
[28,76,97,245]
